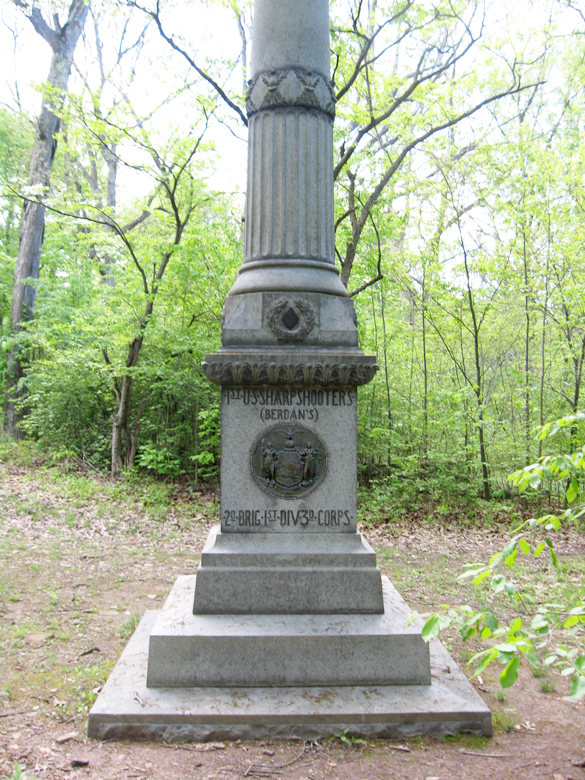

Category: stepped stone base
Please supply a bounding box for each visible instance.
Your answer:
[193,527,384,614]
[88,609,492,742]
[149,575,427,687]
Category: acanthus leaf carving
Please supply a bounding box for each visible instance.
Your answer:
[246,67,336,119]
[201,359,379,387]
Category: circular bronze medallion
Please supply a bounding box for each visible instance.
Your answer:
[251,424,327,499]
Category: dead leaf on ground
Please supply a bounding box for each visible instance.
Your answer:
[55,732,77,744]
[24,633,54,645]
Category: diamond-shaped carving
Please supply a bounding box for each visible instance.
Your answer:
[282,307,300,330]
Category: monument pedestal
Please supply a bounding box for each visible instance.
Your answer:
[88,0,491,742]
[193,527,384,614]
[88,377,492,739]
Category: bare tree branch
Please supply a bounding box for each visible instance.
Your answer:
[126,0,248,126]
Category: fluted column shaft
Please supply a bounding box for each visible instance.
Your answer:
[228,0,347,297]
[245,109,334,264]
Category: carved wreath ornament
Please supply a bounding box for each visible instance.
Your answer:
[266,297,316,342]
[246,68,336,119]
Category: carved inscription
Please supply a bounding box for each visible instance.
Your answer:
[225,387,355,422]
[250,424,327,499]
[223,508,353,528]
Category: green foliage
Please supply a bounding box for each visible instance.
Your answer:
[190,401,221,482]
[3,0,585,501]
[137,443,184,477]
[6,764,37,780]
[416,415,585,698]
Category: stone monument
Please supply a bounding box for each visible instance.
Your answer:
[88,0,491,741]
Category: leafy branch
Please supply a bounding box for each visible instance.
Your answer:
[413,414,585,699]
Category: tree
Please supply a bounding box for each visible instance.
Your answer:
[330,0,538,293]
[5,0,89,436]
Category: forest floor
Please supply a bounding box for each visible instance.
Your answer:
[1,451,584,780]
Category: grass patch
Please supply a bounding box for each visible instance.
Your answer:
[539,678,557,693]
[443,734,490,749]
[118,613,141,639]
[492,709,518,732]
[6,763,38,780]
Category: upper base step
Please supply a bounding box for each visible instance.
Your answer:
[193,526,385,614]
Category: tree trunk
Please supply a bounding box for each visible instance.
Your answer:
[111,329,147,476]
[4,0,89,437]
[523,229,531,466]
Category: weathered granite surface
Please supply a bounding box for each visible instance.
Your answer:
[227,0,344,298]
[150,575,427,687]
[88,609,493,741]
[193,526,384,614]
[218,386,359,533]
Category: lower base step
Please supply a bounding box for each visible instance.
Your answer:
[88,611,492,742]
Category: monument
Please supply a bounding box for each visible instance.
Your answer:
[88,0,491,741]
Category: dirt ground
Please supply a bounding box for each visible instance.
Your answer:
[1,460,584,780]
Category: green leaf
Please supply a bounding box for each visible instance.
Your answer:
[491,574,506,593]
[504,546,518,567]
[484,612,499,632]
[460,625,478,641]
[489,551,504,568]
[569,675,585,699]
[510,617,522,633]
[472,648,498,677]
[519,538,530,555]
[563,616,579,628]
[534,541,546,557]
[421,614,441,642]
[525,652,539,668]
[500,656,521,688]
[473,569,491,586]
[566,476,579,504]
[502,536,521,558]
[574,655,585,673]
[459,568,487,580]
[531,614,549,630]
[495,643,517,653]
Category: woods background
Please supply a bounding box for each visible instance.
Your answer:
[1,0,585,507]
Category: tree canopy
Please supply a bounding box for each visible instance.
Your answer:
[1,0,585,497]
